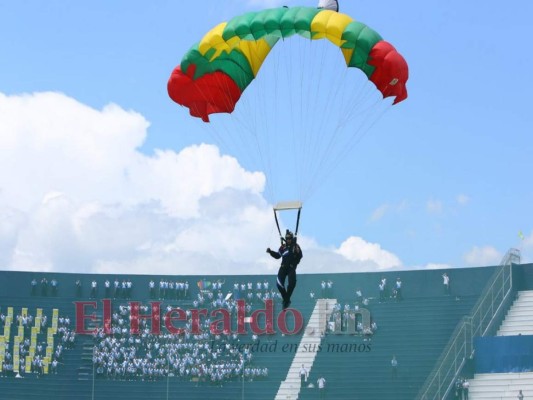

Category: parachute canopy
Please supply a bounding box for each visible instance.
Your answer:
[168,6,408,122]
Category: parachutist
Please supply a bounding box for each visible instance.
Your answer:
[267,230,302,309]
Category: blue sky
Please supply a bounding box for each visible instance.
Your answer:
[0,0,532,275]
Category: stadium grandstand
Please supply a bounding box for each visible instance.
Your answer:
[1,254,532,399]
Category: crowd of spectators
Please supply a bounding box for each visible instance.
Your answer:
[91,281,271,384]
[230,280,281,305]
[150,279,190,300]
[328,302,378,339]
[308,279,378,338]
[320,280,334,298]
[29,277,142,299]
[89,279,135,299]
[309,280,337,302]
[454,376,470,399]
[378,277,404,303]
[28,276,287,308]
[30,278,59,297]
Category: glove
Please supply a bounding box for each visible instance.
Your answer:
[266,248,271,253]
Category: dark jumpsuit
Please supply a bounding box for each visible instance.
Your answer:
[268,243,302,305]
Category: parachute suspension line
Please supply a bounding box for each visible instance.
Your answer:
[289,37,341,203]
[259,36,299,203]
[302,90,393,201]
[264,36,286,202]
[284,37,301,201]
[256,37,359,203]
[292,37,303,201]
[300,71,392,201]
[317,75,372,161]
[212,35,388,206]
[241,39,277,203]
[296,37,311,202]
[300,38,331,202]
[291,37,315,202]
[225,41,386,204]
[296,43,353,201]
[193,64,279,203]
[192,76,236,153]
[198,46,280,203]
[300,40,347,200]
[293,37,313,201]
[251,83,277,203]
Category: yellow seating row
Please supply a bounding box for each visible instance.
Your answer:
[1,307,59,375]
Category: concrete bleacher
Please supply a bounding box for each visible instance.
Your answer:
[0,265,520,399]
[468,371,533,399]
[301,294,479,399]
[498,290,533,336]
[466,290,533,400]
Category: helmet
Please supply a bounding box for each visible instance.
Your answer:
[285,230,294,240]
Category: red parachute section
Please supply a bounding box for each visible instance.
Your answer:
[167,65,242,122]
[368,41,409,105]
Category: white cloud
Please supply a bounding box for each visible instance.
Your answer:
[426,198,443,214]
[336,236,402,270]
[0,91,269,274]
[463,246,502,267]
[1,91,407,275]
[456,194,470,205]
[370,204,389,222]
[422,263,453,270]
[0,207,27,267]
[0,91,441,276]
[369,200,408,222]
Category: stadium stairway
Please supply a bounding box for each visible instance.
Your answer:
[468,372,533,399]
[466,290,533,400]
[498,290,533,336]
[275,298,337,400]
[77,314,101,381]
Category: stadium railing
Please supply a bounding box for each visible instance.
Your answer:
[416,263,514,400]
